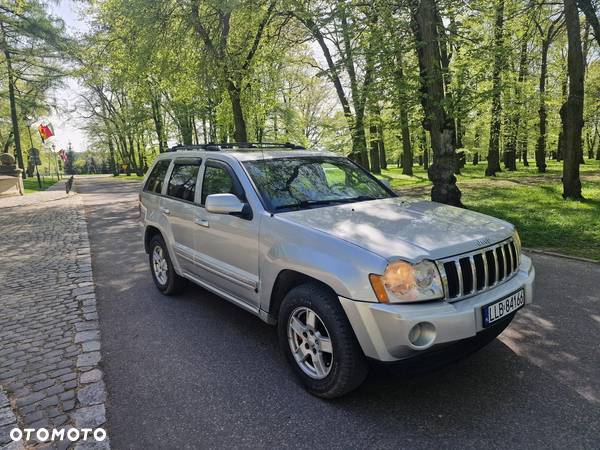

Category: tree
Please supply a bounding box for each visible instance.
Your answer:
[485,0,506,176]
[0,1,65,175]
[410,0,462,206]
[577,0,600,47]
[293,1,377,166]
[189,0,276,143]
[534,8,563,173]
[561,0,585,199]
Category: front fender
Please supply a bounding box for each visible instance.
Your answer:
[258,214,388,312]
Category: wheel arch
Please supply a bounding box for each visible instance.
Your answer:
[144,225,163,253]
[268,270,339,322]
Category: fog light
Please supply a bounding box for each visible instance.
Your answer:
[408,322,436,349]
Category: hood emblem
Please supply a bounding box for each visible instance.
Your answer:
[476,238,492,247]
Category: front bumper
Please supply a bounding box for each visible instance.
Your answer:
[339,255,535,362]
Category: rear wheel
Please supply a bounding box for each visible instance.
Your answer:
[148,235,185,295]
[278,282,368,398]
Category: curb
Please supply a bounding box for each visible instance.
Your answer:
[523,247,600,265]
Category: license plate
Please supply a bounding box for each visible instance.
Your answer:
[482,289,525,327]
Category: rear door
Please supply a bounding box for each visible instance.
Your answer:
[161,157,203,275]
[193,159,260,309]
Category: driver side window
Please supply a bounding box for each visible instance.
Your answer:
[201,165,236,205]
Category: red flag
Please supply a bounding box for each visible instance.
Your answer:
[59,149,67,162]
[38,123,54,141]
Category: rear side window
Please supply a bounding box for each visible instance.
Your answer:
[201,165,236,205]
[167,162,201,202]
[144,160,171,194]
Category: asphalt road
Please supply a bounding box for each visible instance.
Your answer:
[77,176,600,449]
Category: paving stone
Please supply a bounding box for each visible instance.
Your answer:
[82,341,101,353]
[75,322,99,332]
[16,392,45,407]
[75,331,100,343]
[62,400,75,412]
[59,390,75,401]
[80,369,103,384]
[77,381,107,406]
[77,352,101,368]
[71,404,106,428]
[32,379,55,392]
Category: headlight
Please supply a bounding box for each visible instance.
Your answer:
[369,260,444,303]
[513,229,521,254]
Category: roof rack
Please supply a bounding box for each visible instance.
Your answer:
[167,142,305,152]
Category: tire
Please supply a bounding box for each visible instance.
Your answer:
[278,282,368,398]
[148,234,185,295]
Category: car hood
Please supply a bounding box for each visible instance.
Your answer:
[278,197,514,261]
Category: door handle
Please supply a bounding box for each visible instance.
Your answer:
[194,218,209,228]
[160,207,170,215]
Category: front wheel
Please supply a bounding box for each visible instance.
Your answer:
[148,235,185,295]
[278,283,368,398]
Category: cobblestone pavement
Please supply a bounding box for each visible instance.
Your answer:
[0,189,109,449]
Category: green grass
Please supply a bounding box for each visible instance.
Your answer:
[23,175,59,194]
[381,159,600,261]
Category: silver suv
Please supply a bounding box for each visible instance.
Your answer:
[140,143,535,398]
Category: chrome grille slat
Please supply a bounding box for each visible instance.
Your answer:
[469,255,477,295]
[482,252,489,288]
[492,248,499,285]
[438,237,520,302]
[501,245,508,280]
[455,260,464,297]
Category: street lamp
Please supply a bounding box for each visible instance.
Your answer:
[51,143,60,181]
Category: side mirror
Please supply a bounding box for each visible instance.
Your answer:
[205,193,247,215]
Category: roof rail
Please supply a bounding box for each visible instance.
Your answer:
[167,142,305,152]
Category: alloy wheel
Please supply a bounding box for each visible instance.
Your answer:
[152,245,168,285]
[287,306,333,379]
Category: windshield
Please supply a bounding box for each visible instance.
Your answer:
[243,156,394,212]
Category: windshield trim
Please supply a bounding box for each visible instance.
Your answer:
[241,156,397,214]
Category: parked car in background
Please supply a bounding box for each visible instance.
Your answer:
[139,143,535,398]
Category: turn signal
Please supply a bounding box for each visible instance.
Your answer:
[369,274,389,303]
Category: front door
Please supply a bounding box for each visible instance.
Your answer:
[193,159,260,308]
[162,157,203,275]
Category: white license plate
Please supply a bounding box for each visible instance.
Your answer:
[482,289,525,327]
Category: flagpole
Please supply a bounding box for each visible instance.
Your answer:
[25,120,42,189]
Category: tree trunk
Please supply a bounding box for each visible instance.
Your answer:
[410,0,462,206]
[368,122,381,174]
[577,0,600,48]
[351,113,369,168]
[485,0,505,177]
[151,95,167,153]
[421,128,429,169]
[536,41,550,173]
[394,48,413,175]
[378,123,387,170]
[561,0,584,199]
[504,36,527,171]
[107,136,117,175]
[227,80,248,143]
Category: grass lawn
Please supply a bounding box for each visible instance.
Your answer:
[23,175,59,194]
[381,159,600,261]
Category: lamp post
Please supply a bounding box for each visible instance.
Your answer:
[51,143,60,181]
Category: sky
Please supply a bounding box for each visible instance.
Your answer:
[44,0,90,153]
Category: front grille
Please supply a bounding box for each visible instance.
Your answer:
[437,238,520,301]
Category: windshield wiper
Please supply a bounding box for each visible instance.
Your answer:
[274,198,348,211]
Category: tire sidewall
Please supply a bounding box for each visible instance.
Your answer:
[278,283,366,397]
[149,235,177,294]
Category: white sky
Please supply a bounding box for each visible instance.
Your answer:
[44,0,90,152]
